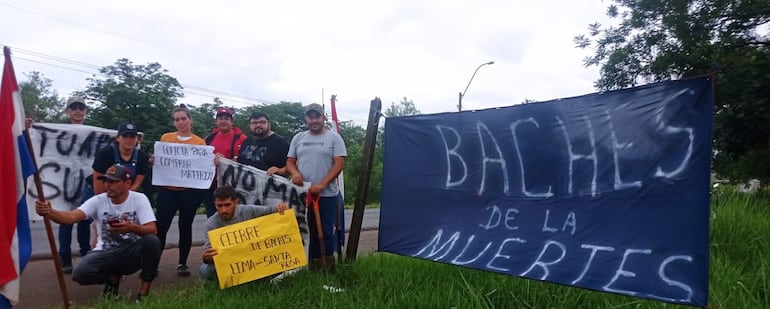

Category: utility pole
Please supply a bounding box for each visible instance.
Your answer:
[458,61,494,112]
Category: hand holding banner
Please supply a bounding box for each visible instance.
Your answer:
[209,209,307,289]
[151,141,215,189]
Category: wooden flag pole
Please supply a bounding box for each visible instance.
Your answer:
[22,129,71,309]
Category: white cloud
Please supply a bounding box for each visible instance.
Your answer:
[2,0,611,124]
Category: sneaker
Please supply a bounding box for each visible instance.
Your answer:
[102,278,120,297]
[135,293,147,304]
[176,264,190,277]
[61,265,73,274]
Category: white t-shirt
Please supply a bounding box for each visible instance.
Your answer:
[78,191,157,251]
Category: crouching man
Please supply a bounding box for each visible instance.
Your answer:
[35,164,161,302]
[199,185,288,280]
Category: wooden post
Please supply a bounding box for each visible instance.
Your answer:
[345,97,382,261]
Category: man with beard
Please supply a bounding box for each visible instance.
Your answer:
[238,112,290,174]
[285,103,347,265]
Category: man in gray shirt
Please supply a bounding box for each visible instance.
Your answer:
[285,103,347,264]
[199,185,287,280]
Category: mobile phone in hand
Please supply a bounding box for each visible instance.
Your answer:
[107,218,121,226]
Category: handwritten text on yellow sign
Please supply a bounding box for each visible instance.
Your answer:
[209,209,307,289]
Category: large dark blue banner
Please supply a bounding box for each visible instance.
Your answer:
[379,77,712,306]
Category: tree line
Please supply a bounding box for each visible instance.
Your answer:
[20,59,419,206]
[575,0,770,183]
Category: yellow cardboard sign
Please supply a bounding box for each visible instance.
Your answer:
[208,209,307,289]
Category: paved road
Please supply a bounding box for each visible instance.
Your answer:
[30,208,380,259]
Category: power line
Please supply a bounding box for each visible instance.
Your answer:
[0,2,280,81]
[13,46,101,70]
[5,44,278,105]
[14,55,99,75]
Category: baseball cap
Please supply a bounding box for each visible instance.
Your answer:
[118,123,139,136]
[304,103,324,116]
[216,107,234,117]
[66,96,86,108]
[97,164,133,181]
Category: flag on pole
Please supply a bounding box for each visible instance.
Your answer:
[329,95,345,248]
[0,46,36,308]
[329,95,341,133]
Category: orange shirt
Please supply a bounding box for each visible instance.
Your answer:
[159,132,206,190]
[160,132,206,145]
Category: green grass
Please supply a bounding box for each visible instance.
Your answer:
[82,189,770,308]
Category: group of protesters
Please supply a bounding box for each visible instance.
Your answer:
[31,97,347,302]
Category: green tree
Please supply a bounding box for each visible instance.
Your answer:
[19,71,66,123]
[235,102,306,140]
[575,0,770,182]
[186,100,223,138]
[385,97,420,117]
[341,97,422,205]
[339,120,368,203]
[78,58,184,150]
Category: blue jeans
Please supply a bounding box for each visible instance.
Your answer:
[58,220,92,265]
[59,178,95,265]
[199,263,217,281]
[308,196,338,259]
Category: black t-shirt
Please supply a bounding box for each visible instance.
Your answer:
[237,133,290,171]
[92,144,150,178]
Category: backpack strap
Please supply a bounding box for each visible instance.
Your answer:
[112,144,121,165]
[230,133,241,158]
[112,143,139,170]
[131,148,138,167]
[205,132,216,145]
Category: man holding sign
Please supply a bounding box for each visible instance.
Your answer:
[200,185,288,281]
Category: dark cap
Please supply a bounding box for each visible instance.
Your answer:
[216,107,234,117]
[118,123,139,136]
[97,164,133,181]
[67,96,86,108]
[304,103,324,116]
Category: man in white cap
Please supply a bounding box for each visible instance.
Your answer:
[57,96,91,274]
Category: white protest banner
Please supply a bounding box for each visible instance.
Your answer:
[217,158,311,257]
[151,141,215,189]
[25,123,117,220]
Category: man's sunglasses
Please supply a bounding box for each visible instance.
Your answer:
[68,103,86,111]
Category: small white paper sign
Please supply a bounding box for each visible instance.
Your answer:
[152,141,215,189]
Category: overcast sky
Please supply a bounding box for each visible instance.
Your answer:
[2,0,611,124]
